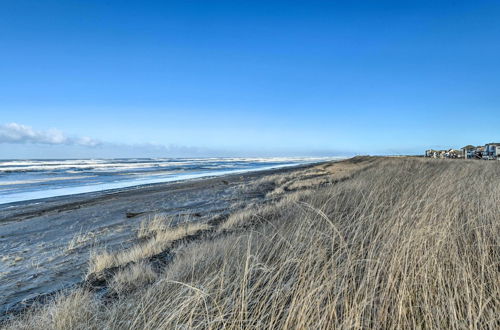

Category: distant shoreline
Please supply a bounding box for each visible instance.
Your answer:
[0,158,340,210]
[0,160,329,212]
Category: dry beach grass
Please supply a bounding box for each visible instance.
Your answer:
[4,157,499,329]
[88,219,210,275]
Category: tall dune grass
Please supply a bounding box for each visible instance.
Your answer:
[5,158,499,329]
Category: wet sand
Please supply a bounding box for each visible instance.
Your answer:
[0,163,321,317]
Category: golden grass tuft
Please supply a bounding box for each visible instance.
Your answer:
[137,214,174,239]
[110,261,157,293]
[5,290,99,330]
[87,221,210,276]
[66,231,96,253]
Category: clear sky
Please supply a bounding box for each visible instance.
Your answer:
[1,0,499,158]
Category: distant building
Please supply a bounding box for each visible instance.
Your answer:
[448,149,462,158]
[474,146,485,159]
[425,149,437,158]
[461,145,476,159]
[425,149,461,159]
[426,143,500,160]
[483,143,500,160]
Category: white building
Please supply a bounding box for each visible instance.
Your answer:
[461,145,476,159]
[483,143,500,160]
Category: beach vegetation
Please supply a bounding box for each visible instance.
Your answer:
[5,157,499,329]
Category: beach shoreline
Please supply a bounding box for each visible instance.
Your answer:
[0,161,330,317]
[0,161,324,223]
[0,158,336,206]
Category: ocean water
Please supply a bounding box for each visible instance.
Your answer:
[0,157,334,205]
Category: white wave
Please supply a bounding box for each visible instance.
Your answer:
[0,176,96,186]
[0,159,343,205]
[0,157,338,173]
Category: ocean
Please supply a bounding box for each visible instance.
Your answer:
[0,157,334,205]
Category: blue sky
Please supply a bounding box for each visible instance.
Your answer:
[1,0,499,158]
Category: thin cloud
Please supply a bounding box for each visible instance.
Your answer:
[0,123,100,147]
[0,123,347,158]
